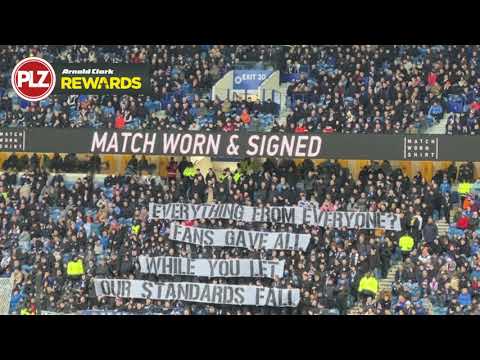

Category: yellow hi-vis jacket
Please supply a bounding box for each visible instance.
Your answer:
[20,308,33,315]
[67,259,85,276]
[458,182,472,195]
[131,224,140,235]
[233,171,242,183]
[183,166,196,178]
[358,275,379,295]
[399,234,414,252]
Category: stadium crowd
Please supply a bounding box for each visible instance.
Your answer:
[2,45,480,134]
[1,152,479,315]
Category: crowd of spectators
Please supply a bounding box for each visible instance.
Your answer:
[1,152,478,315]
[2,45,480,134]
[0,45,281,132]
[282,45,480,134]
[352,161,480,315]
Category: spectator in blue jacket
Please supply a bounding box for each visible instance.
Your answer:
[440,179,451,194]
[458,288,472,307]
[428,101,444,122]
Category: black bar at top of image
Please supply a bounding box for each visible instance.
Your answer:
[16,128,480,161]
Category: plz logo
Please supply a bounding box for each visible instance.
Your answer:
[11,57,56,101]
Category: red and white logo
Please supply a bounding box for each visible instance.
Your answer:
[11,57,56,102]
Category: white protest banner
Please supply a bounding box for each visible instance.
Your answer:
[139,255,285,278]
[168,223,310,251]
[149,203,401,230]
[94,279,300,307]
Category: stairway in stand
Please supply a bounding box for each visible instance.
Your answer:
[347,218,450,315]
[436,219,449,237]
[347,262,402,315]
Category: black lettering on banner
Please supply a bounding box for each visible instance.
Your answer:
[156,282,165,299]
[102,279,128,297]
[325,212,333,227]
[191,204,201,218]
[162,257,173,274]
[213,285,223,304]
[173,204,181,219]
[200,284,211,302]
[142,281,153,298]
[100,280,111,296]
[262,207,270,222]
[287,289,293,306]
[252,207,261,222]
[258,260,264,277]
[274,233,284,249]
[293,234,300,251]
[223,286,234,304]
[225,230,235,246]
[223,204,233,220]
[248,231,261,250]
[173,257,179,274]
[193,227,204,245]
[207,204,216,218]
[271,207,282,223]
[189,283,200,301]
[265,288,277,307]
[283,207,295,223]
[316,210,326,226]
[303,207,311,225]
[261,261,270,277]
[212,204,222,218]
[177,283,188,300]
[235,287,245,304]
[231,260,240,276]
[187,258,195,275]
[260,233,268,250]
[366,212,376,229]
[236,231,247,249]
[332,212,338,228]
[255,287,265,306]
[355,213,366,228]
[172,223,180,240]
[345,212,354,228]
[181,204,189,219]
[219,260,228,276]
[283,233,291,250]
[269,261,276,278]
[165,283,176,299]
[145,257,160,275]
[208,260,218,277]
[123,280,131,297]
[164,204,172,219]
[200,205,208,219]
[204,230,214,246]
[233,204,244,221]
[181,226,192,244]
[335,212,344,228]
[277,288,284,306]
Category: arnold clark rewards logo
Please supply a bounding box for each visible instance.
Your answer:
[12,57,150,101]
